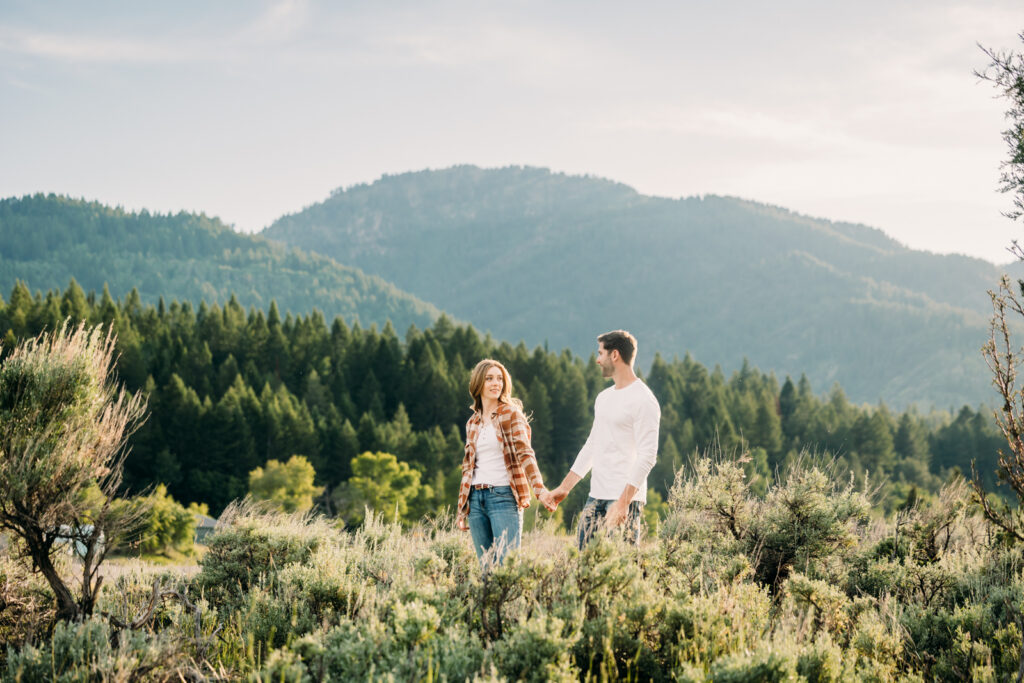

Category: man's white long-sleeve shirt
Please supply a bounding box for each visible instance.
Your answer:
[570,379,660,503]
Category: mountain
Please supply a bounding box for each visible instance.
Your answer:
[264,165,1014,408]
[0,194,441,331]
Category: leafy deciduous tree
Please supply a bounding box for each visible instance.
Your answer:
[136,484,197,555]
[248,454,324,514]
[334,451,423,525]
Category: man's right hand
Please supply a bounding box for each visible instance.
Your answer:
[456,516,469,531]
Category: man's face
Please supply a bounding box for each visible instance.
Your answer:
[596,343,615,378]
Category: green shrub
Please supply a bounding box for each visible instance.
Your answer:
[4,617,175,681]
[389,598,441,649]
[795,633,844,683]
[663,454,870,592]
[251,646,308,683]
[902,582,1024,681]
[572,536,643,620]
[574,600,672,682]
[746,464,870,590]
[661,581,773,670]
[428,534,476,584]
[275,548,367,621]
[781,572,853,637]
[849,609,903,681]
[236,583,321,651]
[193,501,327,608]
[213,526,366,658]
[709,646,799,682]
[492,615,579,683]
[468,551,550,642]
[259,617,490,682]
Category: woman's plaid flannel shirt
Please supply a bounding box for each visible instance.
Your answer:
[456,402,546,525]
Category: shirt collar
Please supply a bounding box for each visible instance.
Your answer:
[475,403,503,422]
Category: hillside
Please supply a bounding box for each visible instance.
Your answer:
[265,165,1012,407]
[0,194,441,331]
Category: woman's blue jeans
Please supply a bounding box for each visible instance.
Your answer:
[467,486,523,569]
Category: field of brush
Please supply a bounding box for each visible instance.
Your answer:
[3,457,1022,681]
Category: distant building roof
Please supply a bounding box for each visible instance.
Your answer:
[193,513,218,528]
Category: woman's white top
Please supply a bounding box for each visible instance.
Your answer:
[471,421,510,486]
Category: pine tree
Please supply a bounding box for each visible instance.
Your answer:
[752,393,783,460]
[59,279,89,322]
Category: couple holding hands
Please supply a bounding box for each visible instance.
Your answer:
[455,330,661,568]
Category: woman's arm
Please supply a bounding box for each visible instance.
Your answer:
[508,409,546,494]
[455,417,477,530]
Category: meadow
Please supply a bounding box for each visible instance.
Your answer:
[3,454,1021,681]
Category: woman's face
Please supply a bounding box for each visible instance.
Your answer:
[482,366,504,402]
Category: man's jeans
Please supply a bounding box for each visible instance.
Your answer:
[467,486,523,568]
[576,496,645,550]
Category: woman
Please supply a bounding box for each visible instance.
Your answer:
[456,359,550,567]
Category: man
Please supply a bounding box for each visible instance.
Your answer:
[540,330,660,549]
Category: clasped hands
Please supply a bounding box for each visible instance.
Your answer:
[537,486,565,512]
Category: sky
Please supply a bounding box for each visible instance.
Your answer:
[1,0,1022,264]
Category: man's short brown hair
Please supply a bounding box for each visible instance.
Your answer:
[597,330,638,366]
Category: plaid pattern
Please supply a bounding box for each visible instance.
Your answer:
[456,403,546,525]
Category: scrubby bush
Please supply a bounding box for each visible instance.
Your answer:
[709,646,798,683]
[0,322,147,621]
[492,615,578,682]
[4,617,177,681]
[663,453,870,592]
[0,545,56,648]
[193,500,326,608]
[747,463,870,589]
[794,633,844,683]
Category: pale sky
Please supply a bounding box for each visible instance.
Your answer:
[2,1,1022,263]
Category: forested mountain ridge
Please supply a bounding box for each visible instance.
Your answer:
[264,165,1011,408]
[0,194,441,333]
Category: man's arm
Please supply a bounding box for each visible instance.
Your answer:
[627,393,661,488]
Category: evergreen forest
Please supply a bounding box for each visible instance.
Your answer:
[0,279,1003,525]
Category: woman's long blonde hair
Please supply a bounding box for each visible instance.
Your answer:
[468,359,523,413]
